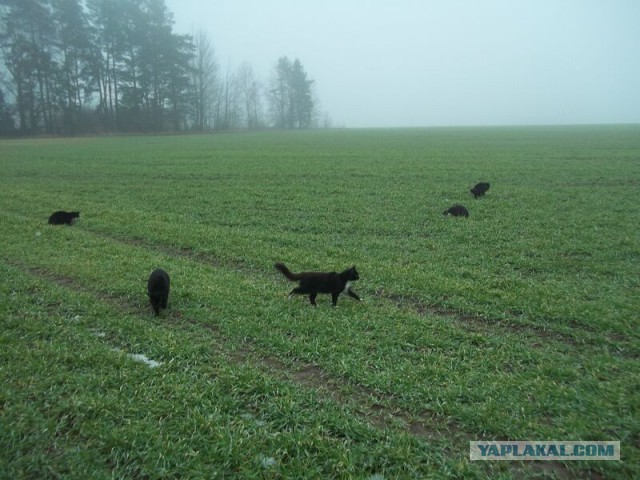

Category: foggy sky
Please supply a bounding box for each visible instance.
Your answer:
[165,0,640,128]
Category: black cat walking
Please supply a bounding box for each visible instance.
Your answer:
[147,269,170,316]
[275,262,361,306]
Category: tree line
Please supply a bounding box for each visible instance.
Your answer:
[0,0,322,136]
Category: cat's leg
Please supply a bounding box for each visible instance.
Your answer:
[161,294,168,309]
[347,288,361,301]
[309,293,317,305]
[331,292,340,306]
[150,298,160,316]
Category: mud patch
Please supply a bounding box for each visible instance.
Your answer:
[293,364,326,383]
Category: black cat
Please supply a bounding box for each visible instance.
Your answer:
[443,204,469,217]
[470,182,490,198]
[147,268,170,316]
[275,262,361,306]
[48,210,80,225]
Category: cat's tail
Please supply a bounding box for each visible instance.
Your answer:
[274,262,300,281]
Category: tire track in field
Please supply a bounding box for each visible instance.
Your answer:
[9,261,463,440]
[5,205,634,361]
[5,206,631,358]
[374,289,639,359]
[86,227,256,273]
[5,260,586,480]
[81,226,638,360]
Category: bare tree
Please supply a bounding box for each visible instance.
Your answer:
[189,28,217,131]
[0,86,16,134]
[235,61,261,129]
[213,64,239,131]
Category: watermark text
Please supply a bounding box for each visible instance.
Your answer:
[470,441,620,461]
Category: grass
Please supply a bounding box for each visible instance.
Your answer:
[0,126,638,478]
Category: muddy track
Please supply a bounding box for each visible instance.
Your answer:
[7,260,598,479]
[81,227,638,359]
[87,227,255,273]
[12,261,470,442]
[375,289,638,359]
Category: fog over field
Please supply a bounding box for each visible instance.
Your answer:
[165,0,640,128]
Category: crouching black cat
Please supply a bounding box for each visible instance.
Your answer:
[147,268,170,316]
[48,210,80,225]
[443,204,469,217]
[275,262,361,306]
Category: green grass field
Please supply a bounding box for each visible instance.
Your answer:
[1,126,638,479]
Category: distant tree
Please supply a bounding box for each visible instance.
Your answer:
[267,56,314,129]
[53,0,93,134]
[213,65,239,131]
[118,0,193,132]
[165,32,194,131]
[135,0,185,131]
[29,0,59,134]
[236,61,261,129]
[0,86,16,135]
[189,29,218,131]
[86,0,194,132]
[86,0,129,131]
[268,56,290,129]
[0,1,327,135]
[320,111,333,129]
[0,0,57,134]
[117,0,145,130]
[290,59,313,128]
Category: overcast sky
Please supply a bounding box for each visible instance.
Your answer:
[165,0,640,128]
